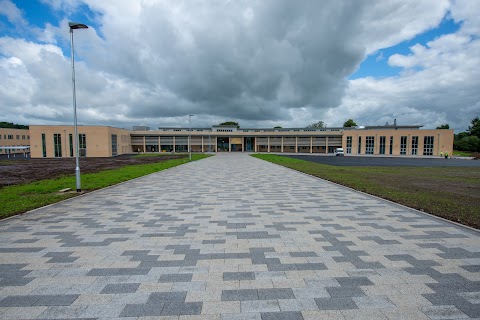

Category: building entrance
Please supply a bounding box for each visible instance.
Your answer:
[217,137,229,152]
[244,137,255,152]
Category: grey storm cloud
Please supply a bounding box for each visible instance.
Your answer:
[1,0,478,130]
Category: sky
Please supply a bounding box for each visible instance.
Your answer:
[1,0,479,131]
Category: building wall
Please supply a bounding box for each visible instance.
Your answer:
[342,129,454,156]
[29,125,131,158]
[0,128,30,154]
[28,125,454,158]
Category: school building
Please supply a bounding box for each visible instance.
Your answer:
[27,124,453,158]
[0,128,30,157]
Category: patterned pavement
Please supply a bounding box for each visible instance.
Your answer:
[0,153,479,320]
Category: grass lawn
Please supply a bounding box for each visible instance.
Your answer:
[253,154,480,229]
[0,154,209,219]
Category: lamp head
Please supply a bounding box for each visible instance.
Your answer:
[69,22,89,30]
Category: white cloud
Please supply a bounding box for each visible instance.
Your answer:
[0,0,478,131]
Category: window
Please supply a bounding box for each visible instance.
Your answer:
[112,134,118,156]
[22,135,25,139]
[0,134,2,139]
[8,135,13,139]
[423,136,434,155]
[53,134,62,157]
[411,136,418,155]
[16,135,20,139]
[400,136,407,155]
[346,136,352,154]
[365,136,374,154]
[379,136,386,154]
[357,136,362,154]
[69,134,73,157]
[42,133,46,157]
[79,134,86,157]
[389,136,393,155]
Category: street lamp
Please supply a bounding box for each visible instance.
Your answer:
[69,22,88,192]
[188,114,194,160]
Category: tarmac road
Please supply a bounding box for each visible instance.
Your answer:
[282,154,480,167]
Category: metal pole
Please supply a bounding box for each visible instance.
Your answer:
[70,29,81,192]
[188,115,193,160]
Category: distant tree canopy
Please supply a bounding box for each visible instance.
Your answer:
[219,121,239,128]
[453,116,480,152]
[436,124,450,129]
[343,119,357,127]
[0,122,29,129]
[306,121,326,128]
[274,126,282,128]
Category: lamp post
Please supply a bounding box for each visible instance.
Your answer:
[188,114,194,160]
[69,22,88,192]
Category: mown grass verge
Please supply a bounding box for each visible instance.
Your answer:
[0,154,209,219]
[252,154,480,229]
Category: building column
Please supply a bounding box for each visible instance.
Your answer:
[229,137,231,152]
[201,136,204,153]
[158,136,161,152]
[172,136,175,153]
[242,137,244,152]
[255,138,258,152]
[281,137,284,153]
[310,136,313,153]
[295,137,298,153]
[143,136,146,153]
[268,137,270,153]
[325,136,329,154]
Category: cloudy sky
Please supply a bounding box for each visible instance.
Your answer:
[1,0,479,131]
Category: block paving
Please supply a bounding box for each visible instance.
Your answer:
[0,153,479,319]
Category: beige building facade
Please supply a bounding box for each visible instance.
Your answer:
[29,125,131,158]
[0,128,30,156]
[27,124,453,158]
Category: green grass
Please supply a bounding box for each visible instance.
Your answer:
[133,153,182,158]
[453,150,474,157]
[0,154,209,219]
[252,154,480,229]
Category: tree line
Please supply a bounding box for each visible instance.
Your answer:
[0,122,29,129]
[448,117,480,152]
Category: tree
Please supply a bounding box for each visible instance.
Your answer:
[0,122,29,129]
[219,121,239,128]
[343,119,357,127]
[274,126,282,128]
[306,121,326,128]
[467,116,480,137]
[436,124,450,129]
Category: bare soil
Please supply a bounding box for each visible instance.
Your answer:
[0,154,185,188]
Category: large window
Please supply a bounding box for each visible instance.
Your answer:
[379,136,386,154]
[424,136,434,155]
[111,134,118,156]
[53,134,62,157]
[365,136,375,154]
[411,136,418,155]
[400,136,407,155]
[79,134,86,157]
[358,136,362,154]
[69,134,73,157]
[346,136,352,154]
[389,136,393,155]
[41,133,46,157]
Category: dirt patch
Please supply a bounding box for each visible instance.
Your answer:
[0,154,185,188]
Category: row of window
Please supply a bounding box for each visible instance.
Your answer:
[42,133,87,157]
[346,136,434,155]
[41,133,119,157]
[0,134,29,140]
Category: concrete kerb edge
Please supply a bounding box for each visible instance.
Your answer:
[250,155,480,234]
[0,155,212,223]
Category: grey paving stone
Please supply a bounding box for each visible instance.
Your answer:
[222,289,259,301]
[261,311,304,320]
[100,283,140,294]
[1,153,480,319]
[314,297,358,310]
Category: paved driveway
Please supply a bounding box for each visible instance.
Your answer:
[1,153,479,320]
